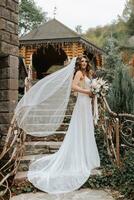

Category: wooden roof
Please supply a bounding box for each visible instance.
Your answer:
[20,19,103,53]
[20,19,79,41]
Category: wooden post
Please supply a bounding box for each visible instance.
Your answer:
[115,118,120,167]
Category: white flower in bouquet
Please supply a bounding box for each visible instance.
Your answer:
[89,78,109,125]
[90,78,109,97]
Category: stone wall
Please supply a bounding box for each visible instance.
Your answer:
[0,0,19,141]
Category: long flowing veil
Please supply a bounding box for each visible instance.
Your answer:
[15,57,76,136]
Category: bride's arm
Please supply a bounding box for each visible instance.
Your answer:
[71,71,92,96]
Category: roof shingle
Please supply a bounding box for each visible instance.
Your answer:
[20,19,79,41]
[20,19,104,53]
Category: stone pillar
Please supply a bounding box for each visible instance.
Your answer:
[0,0,19,141]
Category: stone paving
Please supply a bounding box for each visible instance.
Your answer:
[11,189,115,200]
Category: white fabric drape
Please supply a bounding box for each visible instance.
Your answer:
[15,58,76,136]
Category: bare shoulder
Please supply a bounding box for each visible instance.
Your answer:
[74,70,83,80]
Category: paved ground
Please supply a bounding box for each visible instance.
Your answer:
[11,189,115,200]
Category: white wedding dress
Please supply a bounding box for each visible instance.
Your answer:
[27,75,100,194]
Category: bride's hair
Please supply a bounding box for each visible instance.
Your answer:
[73,55,93,79]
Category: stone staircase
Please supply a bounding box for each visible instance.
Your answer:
[14,92,76,183]
[14,92,101,184]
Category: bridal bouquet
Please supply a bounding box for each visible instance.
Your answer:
[90,78,109,97]
[89,78,109,125]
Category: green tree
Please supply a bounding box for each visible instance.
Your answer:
[85,25,108,47]
[103,37,122,70]
[103,37,134,114]
[97,37,123,82]
[19,0,47,35]
[122,0,134,35]
[109,65,134,114]
[85,1,134,47]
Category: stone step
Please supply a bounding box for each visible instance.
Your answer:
[30,103,75,110]
[24,123,69,133]
[63,115,72,123]
[14,168,102,184]
[11,189,115,200]
[14,171,27,183]
[66,109,74,115]
[26,110,74,117]
[26,131,66,142]
[24,123,70,126]
[24,126,69,136]
[24,141,62,155]
[26,131,66,136]
[57,123,69,131]
[15,94,77,176]
[29,107,75,116]
[25,141,62,148]
[18,153,103,174]
[18,154,51,172]
[21,154,50,161]
[24,115,72,118]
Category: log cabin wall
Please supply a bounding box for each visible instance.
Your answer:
[123,52,134,77]
[19,42,83,66]
[96,54,103,67]
[19,42,102,68]
[19,46,37,66]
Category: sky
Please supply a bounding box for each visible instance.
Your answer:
[34,0,126,32]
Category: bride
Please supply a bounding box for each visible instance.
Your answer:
[15,55,100,194]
